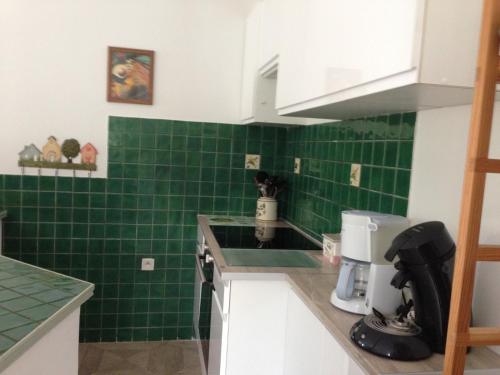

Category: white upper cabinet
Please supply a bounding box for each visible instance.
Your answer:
[258,0,282,68]
[239,2,319,125]
[278,0,419,114]
[239,4,261,123]
[245,0,484,120]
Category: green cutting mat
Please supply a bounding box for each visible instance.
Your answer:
[221,249,319,268]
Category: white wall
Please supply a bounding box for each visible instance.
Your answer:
[409,104,500,352]
[0,0,255,177]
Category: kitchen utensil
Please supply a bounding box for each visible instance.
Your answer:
[255,171,269,184]
[264,176,275,197]
[257,183,268,197]
[254,171,270,197]
[254,172,286,199]
[266,175,286,198]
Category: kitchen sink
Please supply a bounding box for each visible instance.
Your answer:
[220,249,319,268]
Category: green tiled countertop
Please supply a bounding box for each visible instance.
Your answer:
[0,256,93,372]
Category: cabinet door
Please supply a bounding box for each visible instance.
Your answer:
[347,358,367,375]
[259,0,285,67]
[321,329,350,375]
[208,291,224,375]
[285,290,352,375]
[284,291,324,375]
[277,0,419,111]
[225,280,289,375]
[275,0,308,110]
[240,1,308,125]
[240,4,261,122]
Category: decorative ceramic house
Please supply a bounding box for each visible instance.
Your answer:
[80,143,98,164]
[18,144,42,161]
[42,136,62,162]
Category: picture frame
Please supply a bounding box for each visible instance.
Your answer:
[107,46,155,105]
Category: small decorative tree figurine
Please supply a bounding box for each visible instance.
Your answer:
[61,139,80,163]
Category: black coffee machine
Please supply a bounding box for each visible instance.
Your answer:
[350,222,455,361]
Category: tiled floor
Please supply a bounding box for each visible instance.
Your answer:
[79,341,202,375]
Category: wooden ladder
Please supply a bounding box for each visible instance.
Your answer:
[443,0,500,374]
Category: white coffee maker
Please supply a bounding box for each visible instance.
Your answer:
[330,210,409,315]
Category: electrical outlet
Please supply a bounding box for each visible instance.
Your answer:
[141,258,155,271]
[350,164,361,187]
[245,154,261,170]
[294,158,301,174]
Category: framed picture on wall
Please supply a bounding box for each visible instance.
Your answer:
[107,46,155,105]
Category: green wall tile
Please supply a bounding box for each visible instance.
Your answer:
[0,117,286,343]
[0,114,415,343]
[282,113,416,237]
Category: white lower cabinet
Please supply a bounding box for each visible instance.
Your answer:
[347,359,366,375]
[285,290,355,375]
[3,309,80,375]
[322,325,350,375]
[212,279,366,375]
[208,291,224,375]
[225,280,290,375]
[284,290,324,375]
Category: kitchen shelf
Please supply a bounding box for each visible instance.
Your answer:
[18,160,97,171]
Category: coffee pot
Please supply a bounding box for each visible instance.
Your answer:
[330,211,409,315]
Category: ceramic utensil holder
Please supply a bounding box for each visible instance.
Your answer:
[256,197,278,221]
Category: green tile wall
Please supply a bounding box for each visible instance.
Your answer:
[282,113,416,239]
[0,112,415,343]
[0,117,285,342]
